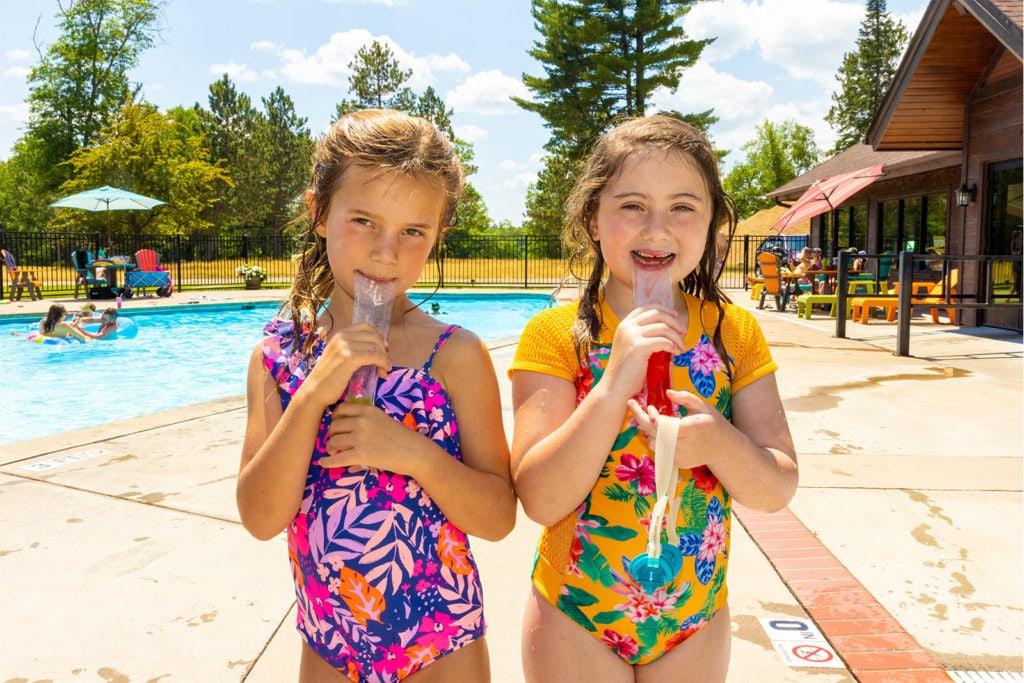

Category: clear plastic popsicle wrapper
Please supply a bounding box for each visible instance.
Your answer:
[633,267,674,416]
[345,273,395,404]
[629,267,684,594]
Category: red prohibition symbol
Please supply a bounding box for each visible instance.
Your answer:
[792,644,834,662]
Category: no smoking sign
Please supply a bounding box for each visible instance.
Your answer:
[759,618,843,669]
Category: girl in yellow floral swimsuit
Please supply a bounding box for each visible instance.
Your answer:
[509,116,798,682]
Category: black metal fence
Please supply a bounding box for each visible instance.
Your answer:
[0,229,760,299]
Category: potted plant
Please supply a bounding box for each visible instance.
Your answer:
[236,263,268,289]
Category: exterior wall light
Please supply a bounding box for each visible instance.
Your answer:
[956,183,976,207]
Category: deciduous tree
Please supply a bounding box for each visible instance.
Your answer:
[724,120,820,219]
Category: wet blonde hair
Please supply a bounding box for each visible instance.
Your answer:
[283,109,464,358]
[565,115,738,365]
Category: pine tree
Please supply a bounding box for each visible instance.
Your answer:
[515,0,711,236]
[825,0,909,153]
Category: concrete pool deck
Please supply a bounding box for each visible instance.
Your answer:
[0,288,1021,681]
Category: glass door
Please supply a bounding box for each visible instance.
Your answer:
[982,159,1023,331]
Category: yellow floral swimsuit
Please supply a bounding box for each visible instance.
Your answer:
[510,292,776,665]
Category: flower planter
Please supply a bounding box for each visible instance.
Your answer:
[245,277,263,290]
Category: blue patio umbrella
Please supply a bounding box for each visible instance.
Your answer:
[49,185,166,246]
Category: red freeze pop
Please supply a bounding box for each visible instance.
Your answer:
[633,268,675,416]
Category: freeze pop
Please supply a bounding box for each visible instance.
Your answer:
[345,273,395,404]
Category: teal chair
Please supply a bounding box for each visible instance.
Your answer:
[71,249,107,299]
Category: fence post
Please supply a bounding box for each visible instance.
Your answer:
[0,227,5,300]
[174,233,183,293]
[523,235,529,288]
[835,252,849,338]
[242,234,250,261]
[895,251,913,356]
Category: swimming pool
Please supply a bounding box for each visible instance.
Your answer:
[0,292,549,445]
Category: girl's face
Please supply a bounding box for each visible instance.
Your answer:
[316,166,443,303]
[590,147,711,305]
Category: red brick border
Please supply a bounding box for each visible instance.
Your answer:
[735,504,952,681]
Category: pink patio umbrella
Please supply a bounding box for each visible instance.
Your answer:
[772,164,886,233]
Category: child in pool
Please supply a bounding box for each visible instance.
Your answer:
[237,109,516,683]
[38,303,95,342]
[509,115,798,682]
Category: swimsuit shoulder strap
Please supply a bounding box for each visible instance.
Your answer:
[423,324,459,374]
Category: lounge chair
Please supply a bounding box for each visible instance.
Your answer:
[125,249,173,298]
[756,251,791,311]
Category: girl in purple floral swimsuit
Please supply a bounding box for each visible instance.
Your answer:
[237,110,516,683]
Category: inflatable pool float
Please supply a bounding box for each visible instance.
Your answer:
[83,316,138,340]
[24,316,137,343]
[25,331,84,344]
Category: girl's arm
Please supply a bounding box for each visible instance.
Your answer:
[322,330,516,541]
[237,326,390,540]
[236,342,323,540]
[511,371,635,526]
[58,322,94,342]
[511,306,684,527]
[630,374,798,513]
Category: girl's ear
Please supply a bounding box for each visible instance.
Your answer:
[588,215,600,242]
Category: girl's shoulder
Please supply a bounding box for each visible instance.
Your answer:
[691,295,765,342]
[523,300,579,334]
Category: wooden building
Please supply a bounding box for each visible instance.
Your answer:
[769,0,1022,330]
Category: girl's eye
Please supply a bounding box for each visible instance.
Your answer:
[622,202,644,211]
[672,204,693,213]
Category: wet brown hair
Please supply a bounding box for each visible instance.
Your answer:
[565,115,738,367]
[282,109,464,359]
[41,304,67,335]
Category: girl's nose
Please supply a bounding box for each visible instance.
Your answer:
[642,212,671,239]
[371,232,399,263]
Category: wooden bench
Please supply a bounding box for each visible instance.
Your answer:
[797,281,880,320]
[9,269,42,301]
[851,281,957,324]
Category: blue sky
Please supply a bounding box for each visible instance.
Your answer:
[0,0,927,224]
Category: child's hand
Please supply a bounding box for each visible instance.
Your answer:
[627,389,726,470]
[606,306,684,393]
[319,401,421,472]
[300,323,390,407]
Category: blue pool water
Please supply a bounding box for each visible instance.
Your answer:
[0,292,548,445]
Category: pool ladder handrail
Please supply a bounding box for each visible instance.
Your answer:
[548,275,585,305]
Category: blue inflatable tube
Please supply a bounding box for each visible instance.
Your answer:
[84,316,138,340]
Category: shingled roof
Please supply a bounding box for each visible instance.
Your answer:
[767,144,959,202]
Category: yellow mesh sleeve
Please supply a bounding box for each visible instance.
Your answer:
[508,302,581,383]
[532,510,579,604]
[695,299,777,394]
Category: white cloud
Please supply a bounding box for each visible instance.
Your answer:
[685,0,863,87]
[0,102,28,126]
[653,62,774,126]
[5,48,30,61]
[209,61,263,84]
[503,171,536,193]
[274,30,469,88]
[4,66,29,79]
[499,159,528,171]
[455,123,489,143]
[446,70,530,116]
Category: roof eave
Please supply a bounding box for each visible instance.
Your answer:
[866,0,952,148]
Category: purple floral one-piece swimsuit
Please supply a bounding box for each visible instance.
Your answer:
[261,320,486,683]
